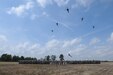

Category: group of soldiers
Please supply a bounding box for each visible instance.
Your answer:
[19,60,100,64]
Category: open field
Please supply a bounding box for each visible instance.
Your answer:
[0,62,113,75]
[0,62,18,64]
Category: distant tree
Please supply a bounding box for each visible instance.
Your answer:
[12,55,20,62]
[51,55,56,61]
[20,56,24,60]
[45,55,50,61]
[59,54,64,65]
[59,54,64,61]
[25,57,31,60]
[1,54,7,61]
[1,54,12,61]
[47,55,50,61]
[33,58,37,60]
[0,54,37,62]
[25,57,35,60]
[7,54,12,61]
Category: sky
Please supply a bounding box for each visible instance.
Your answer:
[0,0,113,60]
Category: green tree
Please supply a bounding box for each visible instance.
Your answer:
[1,54,7,61]
[45,55,50,61]
[7,54,12,61]
[1,54,12,61]
[12,55,20,62]
[59,54,64,61]
[51,55,56,61]
[25,57,35,60]
[20,56,24,60]
[33,58,37,60]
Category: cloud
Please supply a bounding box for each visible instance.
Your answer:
[108,32,113,42]
[36,0,53,8]
[31,12,49,20]
[7,1,34,16]
[45,39,60,48]
[68,44,87,55]
[95,45,113,58]
[96,49,113,57]
[36,0,69,8]
[89,37,100,45]
[72,0,94,8]
[63,38,82,48]
[0,38,82,58]
[2,42,43,57]
[0,36,113,60]
[54,0,70,6]
[81,26,112,38]
[0,35,8,42]
[42,12,49,16]
[72,0,113,9]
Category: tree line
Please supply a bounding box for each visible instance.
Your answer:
[0,54,37,62]
[41,54,64,62]
[0,54,64,62]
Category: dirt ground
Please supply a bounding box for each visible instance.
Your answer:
[0,62,113,75]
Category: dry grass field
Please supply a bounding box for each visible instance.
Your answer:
[0,62,113,75]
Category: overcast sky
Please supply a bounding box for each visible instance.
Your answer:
[0,0,113,60]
